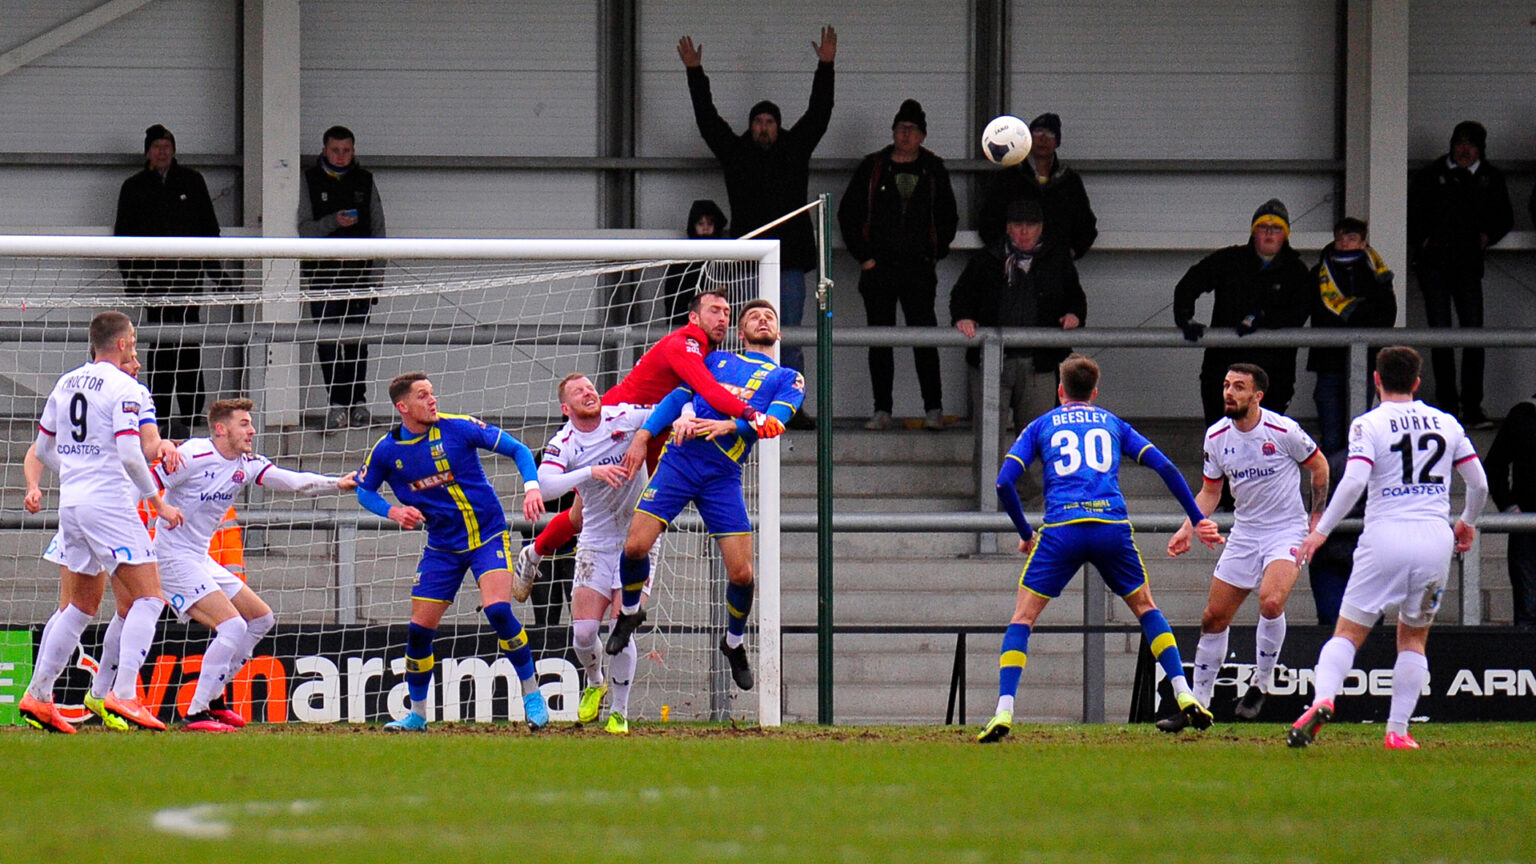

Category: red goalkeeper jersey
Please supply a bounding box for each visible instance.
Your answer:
[602,322,756,418]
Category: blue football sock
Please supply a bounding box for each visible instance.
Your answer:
[725,581,754,639]
[619,554,649,612]
[1139,609,1188,686]
[405,622,436,715]
[998,623,1031,699]
[484,602,536,682]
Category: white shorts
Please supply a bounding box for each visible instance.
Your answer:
[158,554,242,622]
[1341,521,1454,628]
[1212,525,1307,591]
[53,505,155,576]
[572,542,657,597]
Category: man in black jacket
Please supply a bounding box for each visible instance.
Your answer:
[679,28,836,428]
[1407,121,1513,428]
[1174,199,1312,425]
[1485,396,1536,627]
[114,123,221,438]
[838,99,958,431]
[951,198,1085,486]
[977,112,1097,259]
[297,125,386,431]
[1307,217,1396,455]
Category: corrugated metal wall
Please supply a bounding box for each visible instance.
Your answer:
[0,1,1531,417]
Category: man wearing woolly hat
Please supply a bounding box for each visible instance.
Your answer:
[1407,120,1514,429]
[838,98,958,432]
[1173,199,1313,426]
[978,111,1098,260]
[677,27,838,430]
[113,123,222,439]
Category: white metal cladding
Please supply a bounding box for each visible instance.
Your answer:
[1008,0,1337,160]
[298,1,598,158]
[0,166,242,230]
[1408,0,1536,161]
[0,0,238,154]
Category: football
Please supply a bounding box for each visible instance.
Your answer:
[981,115,1032,167]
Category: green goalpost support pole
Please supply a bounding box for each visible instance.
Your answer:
[816,192,835,725]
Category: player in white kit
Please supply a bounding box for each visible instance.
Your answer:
[1290,346,1487,750]
[20,311,184,733]
[521,374,655,734]
[152,398,357,731]
[1162,364,1328,729]
[22,348,181,731]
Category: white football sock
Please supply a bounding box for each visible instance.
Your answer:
[27,604,92,700]
[112,595,165,700]
[227,612,275,684]
[996,695,1015,715]
[1254,613,1287,693]
[1312,636,1357,706]
[609,636,637,715]
[1386,650,1429,736]
[572,619,603,686]
[189,617,247,715]
[724,632,743,650]
[37,608,62,667]
[1193,629,1229,706]
[90,613,126,699]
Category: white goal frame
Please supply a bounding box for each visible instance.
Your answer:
[0,233,785,727]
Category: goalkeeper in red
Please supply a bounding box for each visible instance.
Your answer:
[604,299,803,691]
[516,289,781,583]
[355,372,548,731]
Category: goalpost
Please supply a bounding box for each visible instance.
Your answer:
[0,234,784,728]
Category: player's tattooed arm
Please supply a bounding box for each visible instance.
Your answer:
[1301,448,1330,533]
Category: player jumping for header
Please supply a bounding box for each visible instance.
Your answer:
[605,299,804,692]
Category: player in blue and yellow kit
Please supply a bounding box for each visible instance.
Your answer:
[605,299,802,691]
[355,372,551,731]
[978,354,1224,742]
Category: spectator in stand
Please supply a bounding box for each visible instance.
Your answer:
[1484,393,1536,627]
[1307,217,1397,455]
[951,198,1084,495]
[838,98,958,431]
[977,112,1097,260]
[1174,199,1313,426]
[298,125,386,432]
[662,199,729,327]
[678,27,837,429]
[114,123,221,438]
[1407,120,1513,429]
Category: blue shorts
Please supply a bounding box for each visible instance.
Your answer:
[1020,520,1149,599]
[411,531,514,603]
[635,453,751,536]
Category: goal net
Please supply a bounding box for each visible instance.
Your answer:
[0,235,783,728]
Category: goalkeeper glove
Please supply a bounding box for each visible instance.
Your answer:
[1179,321,1206,342]
[750,414,786,439]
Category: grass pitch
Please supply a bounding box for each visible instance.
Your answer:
[4,722,1534,863]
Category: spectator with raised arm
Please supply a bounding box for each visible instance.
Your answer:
[678,26,836,428]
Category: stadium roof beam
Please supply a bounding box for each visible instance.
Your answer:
[0,0,156,79]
